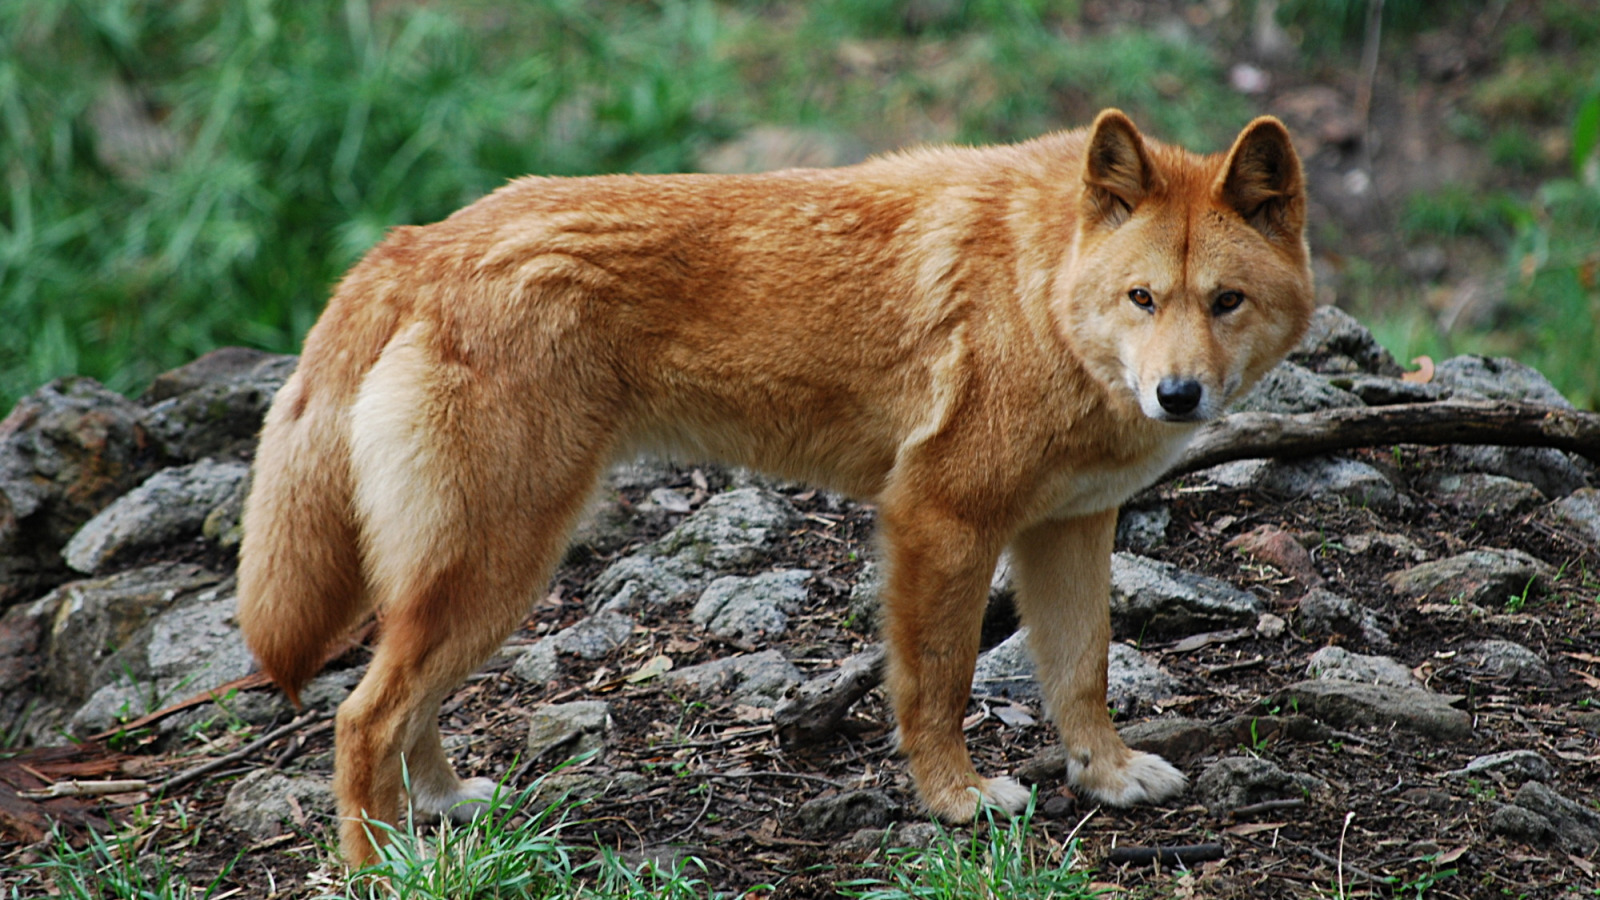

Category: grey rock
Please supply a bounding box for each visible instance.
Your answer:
[1443,445,1591,500]
[1419,472,1545,517]
[690,569,811,640]
[143,583,254,687]
[526,700,611,763]
[652,487,800,570]
[1104,643,1181,712]
[0,377,163,603]
[201,477,248,550]
[1274,680,1471,739]
[63,459,248,573]
[796,789,894,835]
[1298,588,1391,645]
[1495,782,1600,852]
[300,668,363,711]
[142,348,297,461]
[221,770,333,839]
[1432,355,1573,408]
[1384,549,1551,607]
[661,649,801,708]
[1118,716,1216,764]
[646,486,694,514]
[1489,803,1557,845]
[1195,757,1312,814]
[1339,530,1429,562]
[1333,374,1451,405]
[1306,646,1418,688]
[565,493,647,562]
[550,611,636,660]
[507,640,562,683]
[1215,714,1332,747]
[68,682,150,736]
[31,563,223,705]
[1116,505,1171,551]
[847,560,883,627]
[588,488,800,612]
[1460,639,1552,685]
[1544,487,1600,547]
[590,554,700,613]
[971,629,1178,711]
[1288,305,1402,376]
[1110,553,1262,635]
[840,821,940,852]
[1445,750,1554,785]
[529,770,648,815]
[1201,456,1408,513]
[71,579,255,735]
[1230,361,1365,414]
[607,457,688,492]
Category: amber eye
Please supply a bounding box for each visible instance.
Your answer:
[1128,287,1155,311]
[1213,290,1245,314]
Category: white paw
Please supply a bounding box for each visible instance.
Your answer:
[977,776,1033,815]
[1069,750,1186,806]
[414,776,503,822]
[444,776,503,822]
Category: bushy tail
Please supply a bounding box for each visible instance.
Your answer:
[236,371,370,706]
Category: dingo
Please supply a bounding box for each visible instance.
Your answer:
[237,109,1313,865]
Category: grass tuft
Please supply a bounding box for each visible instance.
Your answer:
[839,793,1100,900]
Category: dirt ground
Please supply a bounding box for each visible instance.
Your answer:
[7,446,1596,898]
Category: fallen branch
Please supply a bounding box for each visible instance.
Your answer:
[1230,797,1305,819]
[88,673,274,742]
[773,645,886,747]
[18,779,149,800]
[156,710,332,795]
[1105,842,1226,867]
[1173,400,1600,476]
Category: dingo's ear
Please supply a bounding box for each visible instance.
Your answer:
[1082,109,1157,229]
[1216,116,1305,243]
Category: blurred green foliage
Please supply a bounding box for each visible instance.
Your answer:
[1,0,1595,411]
[0,0,1248,410]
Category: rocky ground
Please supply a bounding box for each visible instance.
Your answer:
[1,307,1598,898]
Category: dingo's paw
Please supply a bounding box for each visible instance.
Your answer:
[415,775,502,822]
[922,775,1033,823]
[978,775,1033,814]
[1069,750,1186,806]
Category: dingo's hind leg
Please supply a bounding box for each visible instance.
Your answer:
[335,332,612,864]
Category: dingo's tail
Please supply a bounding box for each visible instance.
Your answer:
[236,370,368,706]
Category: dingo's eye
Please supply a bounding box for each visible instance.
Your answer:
[1128,288,1155,311]
[1213,290,1245,314]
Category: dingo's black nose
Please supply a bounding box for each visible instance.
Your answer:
[1156,377,1202,416]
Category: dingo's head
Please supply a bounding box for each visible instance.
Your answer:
[1057,110,1315,423]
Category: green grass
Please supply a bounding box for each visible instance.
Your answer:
[7,776,1096,900]
[839,796,1099,899]
[0,0,1244,412]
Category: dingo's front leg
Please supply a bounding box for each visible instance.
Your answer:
[1009,510,1186,805]
[879,503,1028,822]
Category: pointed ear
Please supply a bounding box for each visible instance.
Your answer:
[1215,116,1305,242]
[1082,109,1158,229]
